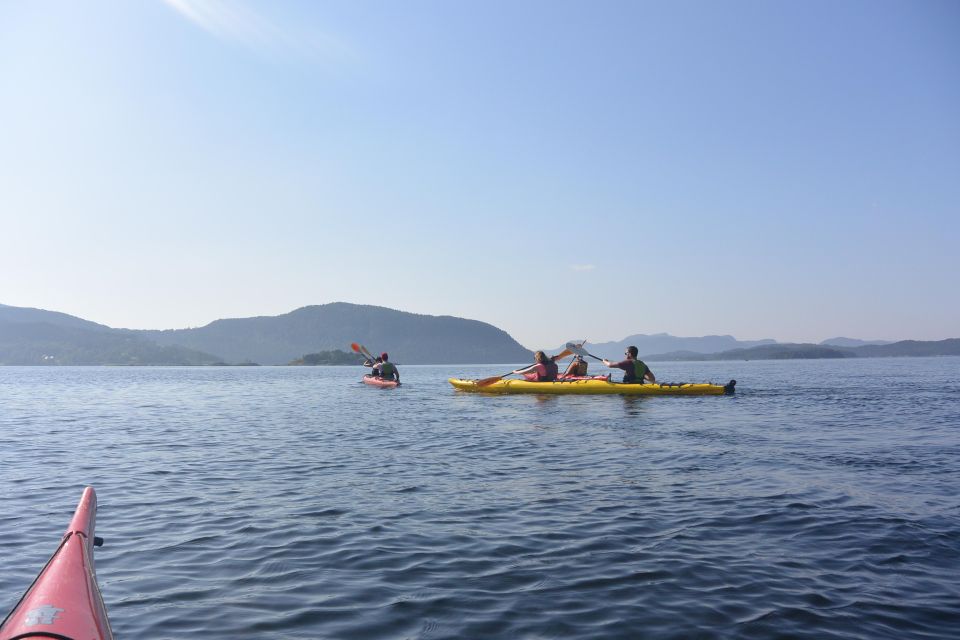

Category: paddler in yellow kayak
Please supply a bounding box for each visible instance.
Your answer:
[562,354,589,377]
[512,350,560,381]
[603,346,656,384]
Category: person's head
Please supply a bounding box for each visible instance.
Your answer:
[625,346,639,358]
[380,352,389,361]
[534,350,547,363]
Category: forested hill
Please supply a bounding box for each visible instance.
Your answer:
[0,302,532,365]
[0,304,220,365]
[0,303,112,332]
[135,303,534,365]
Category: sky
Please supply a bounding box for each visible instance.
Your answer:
[1,0,957,349]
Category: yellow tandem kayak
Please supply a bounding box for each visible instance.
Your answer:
[448,378,736,396]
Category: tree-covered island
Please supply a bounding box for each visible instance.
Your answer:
[288,349,365,366]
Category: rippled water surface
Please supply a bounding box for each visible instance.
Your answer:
[1,359,958,639]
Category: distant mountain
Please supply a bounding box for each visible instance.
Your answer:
[0,302,534,365]
[850,339,960,357]
[645,343,854,361]
[644,339,960,361]
[134,303,533,365]
[0,309,220,365]
[820,337,892,347]
[0,303,112,332]
[578,333,777,360]
[3,302,955,365]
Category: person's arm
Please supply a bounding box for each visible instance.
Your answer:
[644,369,656,383]
[602,359,624,369]
[512,363,538,375]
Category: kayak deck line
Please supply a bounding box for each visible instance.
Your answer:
[449,378,736,396]
[0,487,113,640]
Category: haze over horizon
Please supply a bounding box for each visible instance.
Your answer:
[1,1,957,349]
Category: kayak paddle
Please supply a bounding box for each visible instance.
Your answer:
[350,342,368,364]
[475,370,517,387]
[565,341,605,361]
[351,342,378,364]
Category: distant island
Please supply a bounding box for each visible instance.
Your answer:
[289,349,364,366]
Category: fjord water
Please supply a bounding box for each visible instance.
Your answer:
[1,359,958,639]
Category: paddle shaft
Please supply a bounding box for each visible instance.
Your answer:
[475,371,517,387]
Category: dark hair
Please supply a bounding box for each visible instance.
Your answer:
[534,350,548,363]
[626,346,639,358]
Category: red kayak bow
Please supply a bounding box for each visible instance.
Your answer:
[0,487,113,640]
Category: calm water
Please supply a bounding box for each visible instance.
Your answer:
[1,359,958,639]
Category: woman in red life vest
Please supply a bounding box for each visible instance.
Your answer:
[512,350,560,381]
[603,345,656,384]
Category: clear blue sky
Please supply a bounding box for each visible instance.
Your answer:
[1,0,957,349]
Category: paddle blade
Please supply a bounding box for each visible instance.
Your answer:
[565,341,603,361]
[565,341,587,356]
[350,343,363,353]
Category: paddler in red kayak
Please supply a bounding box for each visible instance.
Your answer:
[372,352,400,383]
[603,346,656,384]
[512,350,560,382]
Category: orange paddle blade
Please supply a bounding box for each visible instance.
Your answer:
[350,342,362,353]
[476,375,507,387]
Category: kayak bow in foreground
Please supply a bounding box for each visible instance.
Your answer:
[449,378,736,395]
[0,486,113,640]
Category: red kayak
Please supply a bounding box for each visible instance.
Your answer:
[0,487,113,640]
[362,374,400,388]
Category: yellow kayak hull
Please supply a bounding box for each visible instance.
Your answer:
[448,378,735,396]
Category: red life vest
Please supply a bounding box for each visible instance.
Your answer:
[522,360,558,382]
[542,359,559,381]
